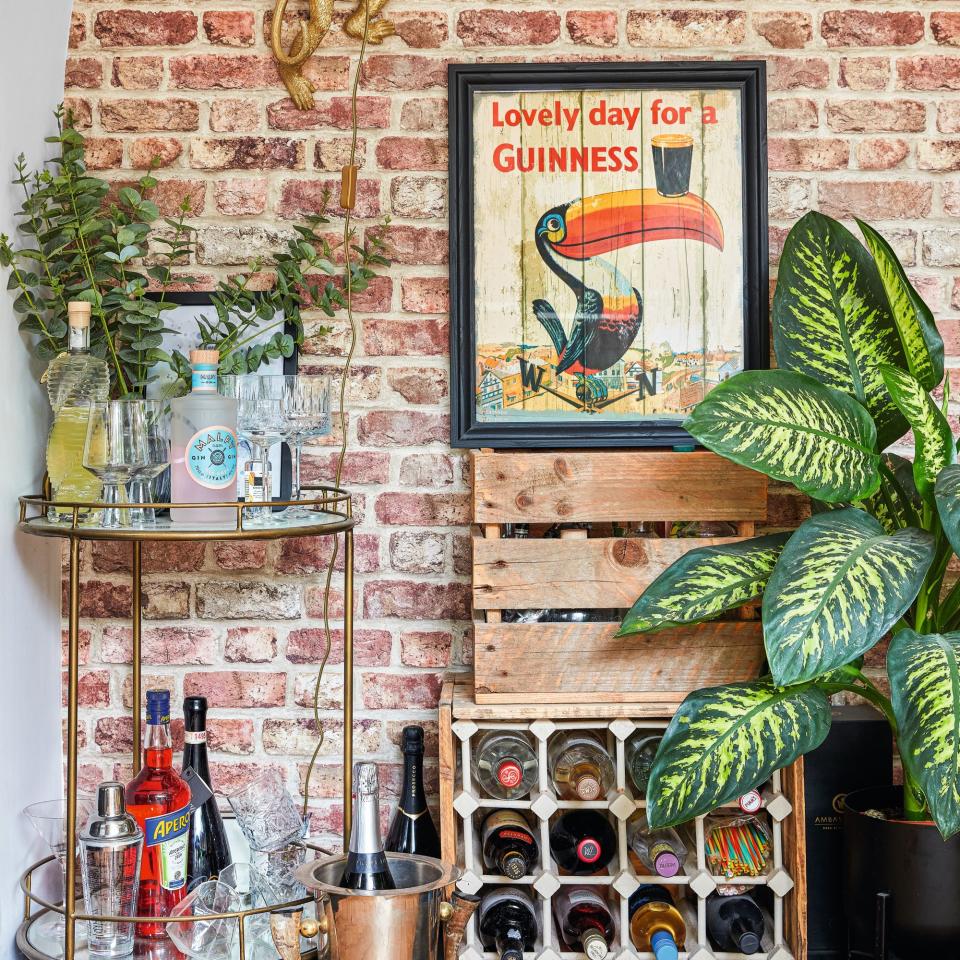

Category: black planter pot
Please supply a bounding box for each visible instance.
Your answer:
[843,786,960,958]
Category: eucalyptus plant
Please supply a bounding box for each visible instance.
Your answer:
[619,211,960,838]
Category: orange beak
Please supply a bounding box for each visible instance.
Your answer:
[550,188,724,261]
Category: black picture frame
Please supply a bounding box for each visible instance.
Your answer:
[448,60,769,449]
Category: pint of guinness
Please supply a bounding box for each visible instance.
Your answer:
[651,133,694,197]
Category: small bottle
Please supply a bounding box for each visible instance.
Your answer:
[629,815,688,879]
[340,762,396,890]
[182,696,232,889]
[549,810,617,874]
[625,731,662,795]
[79,782,142,958]
[628,885,687,960]
[552,886,616,960]
[44,300,110,520]
[385,725,441,858]
[738,789,763,814]
[480,809,539,879]
[706,892,766,955]
[472,730,538,800]
[125,690,192,937]
[477,887,539,960]
[170,349,238,525]
[548,731,615,801]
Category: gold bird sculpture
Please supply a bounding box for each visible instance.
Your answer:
[271,0,395,110]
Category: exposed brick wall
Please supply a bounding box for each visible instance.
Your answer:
[62,1,960,842]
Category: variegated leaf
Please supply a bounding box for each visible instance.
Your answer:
[617,533,790,635]
[888,630,960,838]
[763,508,934,685]
[647,680,831,828]
[880,364,955,495]
[935,464,960,558]
[856,452,922,533]
[859,219,943,391]
[773,211,908,448]
[685,369,881,503]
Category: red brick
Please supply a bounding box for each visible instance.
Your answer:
[141,178,206,217]
[401,277,448,314]
[190,137,303,170]
[458,10,560,46]
[207,718,256,755]
[184,671,286,708]
[839,57,890,91]
[400,631,452,668]
[453,534,471,576]
[170,55,279,90]
[101,98,199,132]
[70,11,86,48]
[400,98,447,131]
[767,98,817,132]
[753,12,811,49]
[203,10,256,46]
[818,180,932,220]
[302,451,391,486]
[266,718,381,756]
[65,57,102,89]
[292,667,344,709]
[376,136,446,171]
[77,671,111,708]
[857,139,909,171]
[918,141,960,171]
[399,453,458,487]
[388,530,446,574]
[627,10,745,47]
[566,11,618,47]
[764,56,829,91]
[286,628,392,666]
[267,96,390,131]
[377,492,470,525]
[826,99,926,133]
[939,102,960,134]
[897,58,960,91]
[358,410,448,446]
[95,717,135,755]
[361,672,444,710]
[62,628,92,667]
[129,137,183,169]
[92,541,205,574]
[143,582,192,619]
[214,177,268,215]
[363,317,446,356]
[768,138,849,171]
[391,176,446,218]
[210,98,261,132]
[213,541,268,570]
[101,625,219,665]
[361,55,448,91]
[315,136,367,172]
[225,626,278,663]
[276,533,380,575]
[932,13,960,46]
[95,10,197,46]
[278,178,380,218]
[84,138,124,170]
[821,11,922,47]
[64,98,93,129]
[393,10,448,48]
[381,225,447,265]
[208,761,287,798]
[300,57,351,92]
[387,367,449,404]
[64,580,131,618]
[943,182,960,217]
[111,56,162,90]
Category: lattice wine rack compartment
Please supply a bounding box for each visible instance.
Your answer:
[439,681,806,960]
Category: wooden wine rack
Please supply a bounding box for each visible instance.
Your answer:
[439,676,807,960]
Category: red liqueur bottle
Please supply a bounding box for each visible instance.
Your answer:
[126,689,192,937]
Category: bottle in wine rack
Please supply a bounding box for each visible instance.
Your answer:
[472,730,538,800]
[480,809,539,879]
[552,885,616,959]
[625,731,662,795]
[706,892,766,955]
[628,884,686,960]
[385,725,441,858]
[628,815,688,879]
[548,731,615,801]
[549,810,617,874]
[340,763,396,891]
[478,887,539,960]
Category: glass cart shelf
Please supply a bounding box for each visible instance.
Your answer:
[16,486,357,960]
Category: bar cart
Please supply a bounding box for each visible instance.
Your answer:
[15,487,356,960]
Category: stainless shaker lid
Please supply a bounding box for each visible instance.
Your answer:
[81,782,142,842]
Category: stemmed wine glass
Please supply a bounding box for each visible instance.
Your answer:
[82,401,149,529]
[125,399,172,528]
[281,375,332,517]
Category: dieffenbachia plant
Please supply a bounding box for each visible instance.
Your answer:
[619,211,960,838]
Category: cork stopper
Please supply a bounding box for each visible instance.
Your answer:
[190,349,220,365]
[67,301,92,329]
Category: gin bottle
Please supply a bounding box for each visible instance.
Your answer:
[170,350,238,524]
[44,301,110,520]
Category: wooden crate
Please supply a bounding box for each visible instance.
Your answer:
[439,674,807,960]
[470,450,769,704]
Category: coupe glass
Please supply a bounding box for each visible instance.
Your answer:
[125,399,171,528]
[82,401,149,529]
[281,375,332,516]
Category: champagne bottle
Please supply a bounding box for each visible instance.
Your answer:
[480,809,539,879]
[549,810,617,874]
[478,887,539,960]
[548,731,615,800]
[385,725,441,857]
[182,696,232,889]
[471,730,538,800]
[552,886,616,959]
[340,763,395,890]
[628,884,686,960]
[705,892,766,954]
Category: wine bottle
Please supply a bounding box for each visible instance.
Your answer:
[340,762,395,890]
[385,725,441,857]
[625,731,662,795]
[628,815,688,878]
[552,886,616,959]
[480,809,539,879]
[706,892,766,955]
[478,887,539,960]
[628,885,686,960]
[548,731,615,800]
[471,730,538,800]
[182,696,232,889]
[549,810,617,874]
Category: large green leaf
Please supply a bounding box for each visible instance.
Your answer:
[647,680,831,828]
[617,533,790,635]
[880,365,955,495]
[685,369,880,503]
[763,508,934,685]
[773,211,908,448]
[888,630,960,838]
[858,219,943,391]
[935,464,960,558]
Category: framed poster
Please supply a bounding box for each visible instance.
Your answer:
[449,61,768,448]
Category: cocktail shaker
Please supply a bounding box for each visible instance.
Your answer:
[79,782,143,957]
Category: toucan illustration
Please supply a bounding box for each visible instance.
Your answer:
[533,188,724,406]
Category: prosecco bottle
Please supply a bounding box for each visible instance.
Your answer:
[182,696,232,889]
[340,762,396,890]
[549,810,617,874]
[480,809,539,879]
[385,725,441,857]
[478,887,539,960]
[552,886,616,960]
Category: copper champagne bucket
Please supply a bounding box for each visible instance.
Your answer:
[292,853,477,960]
